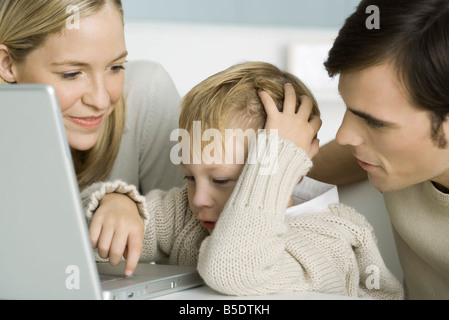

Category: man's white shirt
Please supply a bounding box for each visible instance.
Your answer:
[286,177,339,218]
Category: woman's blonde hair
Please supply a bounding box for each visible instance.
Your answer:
[179,61,320,142]
[0,0,127,190]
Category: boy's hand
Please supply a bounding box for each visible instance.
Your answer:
[259,83,322,159]
[89,193,144,276]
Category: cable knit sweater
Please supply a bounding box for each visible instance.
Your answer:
[82,134,404,300]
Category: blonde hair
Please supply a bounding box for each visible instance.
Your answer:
[0,0,126,190]
[180,61,320,142]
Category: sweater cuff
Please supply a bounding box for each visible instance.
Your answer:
[82,180,149,224]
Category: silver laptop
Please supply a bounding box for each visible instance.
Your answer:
[0,84,203,300]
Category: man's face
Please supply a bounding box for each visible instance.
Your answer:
[337,63,449,192]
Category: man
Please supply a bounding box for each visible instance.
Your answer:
[308,0,449,299]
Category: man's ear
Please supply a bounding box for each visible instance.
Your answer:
[0,45,17,83]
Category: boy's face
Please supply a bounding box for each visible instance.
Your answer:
[337,63,449,192]
[180,159,245,233]
[180,121,251,233]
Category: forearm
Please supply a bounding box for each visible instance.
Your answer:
[81,180,149,224]
[197,134,314,296]
[307,140,367,186]
[143,186,207,266]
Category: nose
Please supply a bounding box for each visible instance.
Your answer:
[336,110,364,147]
[83,76,110,111]
[191,182,214,211]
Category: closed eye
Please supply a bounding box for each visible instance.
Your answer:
[213,179,230,185]
[109,64,126,73]
[61,71,81,80]
[364,117,388,128]
[348,108,392,129]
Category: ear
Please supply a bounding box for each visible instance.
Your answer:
[0,45,17,83]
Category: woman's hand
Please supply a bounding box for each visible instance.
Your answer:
[259,83,322,159]
[89,193,144,276]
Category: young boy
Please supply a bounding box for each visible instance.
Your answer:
[82,61,403,299]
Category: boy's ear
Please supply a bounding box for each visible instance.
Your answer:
[0,45,17,83]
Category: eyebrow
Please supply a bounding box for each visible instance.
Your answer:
[347,107,394,128]
[180,162,239,172]
[50,50,128,67]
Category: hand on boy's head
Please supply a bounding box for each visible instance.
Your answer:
[89,193,144,276]
[259,83,322,159]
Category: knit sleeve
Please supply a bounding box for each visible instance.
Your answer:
[197,133,315,295]
[82,180,206,264]
[142,185,209,265]
[324,204,404,299]
[81,180,149,224]
[80,180,153,262]
[196,134,404,299]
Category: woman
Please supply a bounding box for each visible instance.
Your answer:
[0,0,184,275]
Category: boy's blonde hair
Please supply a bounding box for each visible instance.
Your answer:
[0,0,126,190]
[179,61,320,141]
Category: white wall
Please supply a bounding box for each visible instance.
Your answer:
[124,22,335,91]
[122,0,362,29]
[124,21,403,281]
[125,21,345,144]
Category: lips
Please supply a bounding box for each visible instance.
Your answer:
[356,159,379,171]
[201,221,216,231]
[68,115,104,130]
[197,218,216,231]
[353,152,381,172]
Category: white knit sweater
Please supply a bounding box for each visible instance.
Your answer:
[82,134,404,300]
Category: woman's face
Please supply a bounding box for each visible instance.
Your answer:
[12,4,127,151]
